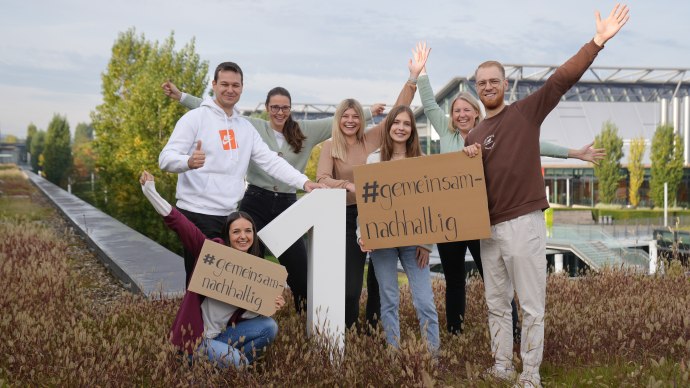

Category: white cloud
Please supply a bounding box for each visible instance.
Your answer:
[1,0,689,138]
[241,72,423,108]
[0,85,100,137]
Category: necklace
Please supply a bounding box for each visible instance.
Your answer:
[392,151,406,155]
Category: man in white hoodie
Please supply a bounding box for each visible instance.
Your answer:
[159,62,322,284]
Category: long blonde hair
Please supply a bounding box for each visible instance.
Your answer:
[330,98,366,161]
[448,92,484,132]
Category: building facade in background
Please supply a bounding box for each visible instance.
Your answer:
[412,65,690,207]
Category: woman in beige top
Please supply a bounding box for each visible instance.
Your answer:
[316,46,427,330]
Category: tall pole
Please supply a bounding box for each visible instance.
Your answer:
[664,182,668,227]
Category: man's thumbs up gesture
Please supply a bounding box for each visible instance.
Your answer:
[187,140,206,169]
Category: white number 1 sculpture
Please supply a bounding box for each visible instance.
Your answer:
[257,189,346,350]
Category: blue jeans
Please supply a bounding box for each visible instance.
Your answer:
[371,246,440,352]
[199,316,278,368]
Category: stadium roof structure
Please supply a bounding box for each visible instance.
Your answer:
[421,65,690,104]
[502,65,690,103]
[413,65,690,167]
[245,103,408,124]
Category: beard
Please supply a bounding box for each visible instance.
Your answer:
[479,88,505,110]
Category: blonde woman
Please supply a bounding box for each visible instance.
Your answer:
[316,48,427,329]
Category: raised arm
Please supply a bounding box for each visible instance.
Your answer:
[362,44,426,151]
[408,41,430,83]
[418,75,449,136]
[140,171,207,256]
[362,81,417,152]
[180,93,203,110]
[161,80,203,109]
[162,80,182,101]
[517,4,629,126]
[410,42,448,135]
[140,171,172,216]
[593,3,630,46]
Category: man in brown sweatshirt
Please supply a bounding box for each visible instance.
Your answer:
[464,4,630,387]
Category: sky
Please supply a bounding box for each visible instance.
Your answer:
[1,0,689,138]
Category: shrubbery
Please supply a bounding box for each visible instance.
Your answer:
[1,168,689,386]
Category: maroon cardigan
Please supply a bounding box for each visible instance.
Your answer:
[164,208,225,353]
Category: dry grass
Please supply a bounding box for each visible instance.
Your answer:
[1,165,689,386]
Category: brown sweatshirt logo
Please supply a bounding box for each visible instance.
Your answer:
[483,134,495,150]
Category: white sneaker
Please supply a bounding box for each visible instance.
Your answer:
[513,372,542,388]
[484,365,517,382]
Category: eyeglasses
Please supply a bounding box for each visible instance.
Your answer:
[269,105,291,113]
[475,78,503,89]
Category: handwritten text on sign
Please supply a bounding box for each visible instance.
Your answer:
[188,240,288,316]
[354,151,490,250]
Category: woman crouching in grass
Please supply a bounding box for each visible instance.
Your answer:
[140,170,285,368]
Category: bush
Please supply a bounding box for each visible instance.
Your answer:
[2,168,689,385]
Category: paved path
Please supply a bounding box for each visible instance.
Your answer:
[24,169,185,298]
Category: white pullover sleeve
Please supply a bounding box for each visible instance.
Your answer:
[141,180,173,216]
[159,113,197,173]
[249,130,309,190]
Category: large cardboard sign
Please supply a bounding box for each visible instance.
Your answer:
[354,151,490,250]
[188,240,288,316]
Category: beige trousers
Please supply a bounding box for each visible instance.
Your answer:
[480,210,546,376]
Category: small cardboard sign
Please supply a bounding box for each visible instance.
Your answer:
[354,151,490,250]
[188,239,288,316]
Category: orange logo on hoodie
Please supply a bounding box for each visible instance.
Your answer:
[218,129,238,150]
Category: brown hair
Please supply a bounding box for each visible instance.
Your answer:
[221,211,261,257]
[214,62,243,83]
[380,105,422,162]
[265,87,306,153]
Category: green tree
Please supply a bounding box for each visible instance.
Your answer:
[250,110,269,121]
[73,122,94,146]
[25,123,37,155]
[92,28,208,253]
[627,137,645,207]
[593,121,624,204]
[304,143,323,182]
[650,124,684,207]
[43,114,72,187]
[29,130,46,173]
[72,122,96,179]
